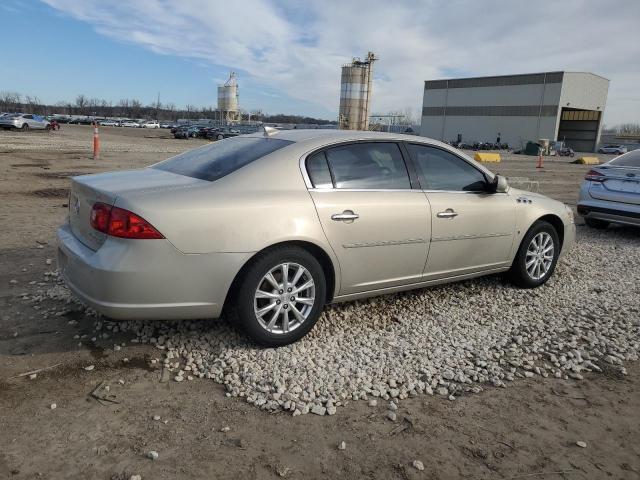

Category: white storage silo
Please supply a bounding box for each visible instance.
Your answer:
[338,52,377,130]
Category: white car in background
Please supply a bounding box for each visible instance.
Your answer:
[142,120,160,129]
[0,113,51,130]
[99,120,120,127]
[598,145,628,155]
[121,120,141,128]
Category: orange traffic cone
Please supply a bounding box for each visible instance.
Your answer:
[93,122,100,160]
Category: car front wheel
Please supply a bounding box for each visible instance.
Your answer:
[21,123,29,131]
[234,246,326,346]
[507,220,560,288]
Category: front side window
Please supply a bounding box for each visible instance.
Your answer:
[153,137,293,181]
[407,144,487,191]
[324,142,410,190]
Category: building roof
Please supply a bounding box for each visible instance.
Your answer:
[424,71,609,90]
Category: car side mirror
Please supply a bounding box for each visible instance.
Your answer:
[490,174,508,193]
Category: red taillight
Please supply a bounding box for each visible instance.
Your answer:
[585,169,605,182]
[90,202,164,239]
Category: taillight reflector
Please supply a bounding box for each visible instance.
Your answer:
[90,202,164,239]
[90,202,111,233]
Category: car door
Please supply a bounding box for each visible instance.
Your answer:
[405,143,516,279]
[304,142,431,295]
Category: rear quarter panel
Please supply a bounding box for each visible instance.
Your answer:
[114,150,336,258]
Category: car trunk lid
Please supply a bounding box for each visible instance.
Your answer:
[589,166,640,205]
[68,168,205,250]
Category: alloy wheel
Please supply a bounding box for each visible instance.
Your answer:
[525,232,554,280]
[253,262,316,335]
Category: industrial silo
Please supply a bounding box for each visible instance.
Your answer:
[217,72,239,122]
[338,52,377,130]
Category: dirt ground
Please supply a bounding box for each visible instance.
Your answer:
[1,125,638,479]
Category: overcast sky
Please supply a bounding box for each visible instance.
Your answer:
[2,0,639,124]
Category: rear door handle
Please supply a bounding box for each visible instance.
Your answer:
[331,210,359,222]
[437,208,458,219]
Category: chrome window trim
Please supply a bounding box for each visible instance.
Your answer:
[308,187,422,193]
[421,189,509,195]
[298,137,497,192]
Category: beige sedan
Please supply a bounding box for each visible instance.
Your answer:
[57,129,575,345]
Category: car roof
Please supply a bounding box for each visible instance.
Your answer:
[244,128,452,150]
[241,129,496,179]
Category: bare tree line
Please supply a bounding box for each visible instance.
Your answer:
[0,90,336,125]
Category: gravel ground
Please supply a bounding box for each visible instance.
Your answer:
[35,225,640,416]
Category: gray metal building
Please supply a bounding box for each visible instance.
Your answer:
[420,71,609,152]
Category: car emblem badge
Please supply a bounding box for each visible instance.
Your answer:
[72,194,80,215]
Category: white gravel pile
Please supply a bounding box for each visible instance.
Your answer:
[44,227,640,415]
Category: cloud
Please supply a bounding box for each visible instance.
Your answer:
[42,0,640,124]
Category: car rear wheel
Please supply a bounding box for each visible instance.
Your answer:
[234,246,326,346]
[585,218,609,229]
[217,134,224,140]
[507,220,560,288]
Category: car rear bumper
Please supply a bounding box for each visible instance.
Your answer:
[57,223,252,320]
[577,202,640,226]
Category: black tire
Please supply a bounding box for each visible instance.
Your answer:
[234,246,326,347]
[21,123,29,131]
[217,134,224,140]
[585,218,609,229]
[507,220,560,288]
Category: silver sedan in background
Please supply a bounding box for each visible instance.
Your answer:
[0,113,50,130]
[578,149,640,228]
[58,130,575,346]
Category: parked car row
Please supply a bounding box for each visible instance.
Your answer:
[172,124,241,141]
[99,119,166,128]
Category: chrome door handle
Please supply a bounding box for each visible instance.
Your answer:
[437,209,458,219]
[331,210,359,221]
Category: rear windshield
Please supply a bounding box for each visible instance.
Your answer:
[609,150,640,168]
[153,136,294,181]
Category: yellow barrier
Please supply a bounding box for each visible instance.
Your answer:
[473,152,501,163]
[573,156,600,165]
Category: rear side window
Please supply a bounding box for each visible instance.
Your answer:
[153,137,293,181]
[324,142,410,189]
[407,144,487,191]
[609,150,640,167]
[306,152,333,188]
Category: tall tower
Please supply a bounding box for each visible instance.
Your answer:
[338,52,377,130]
[217,72,239,123]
